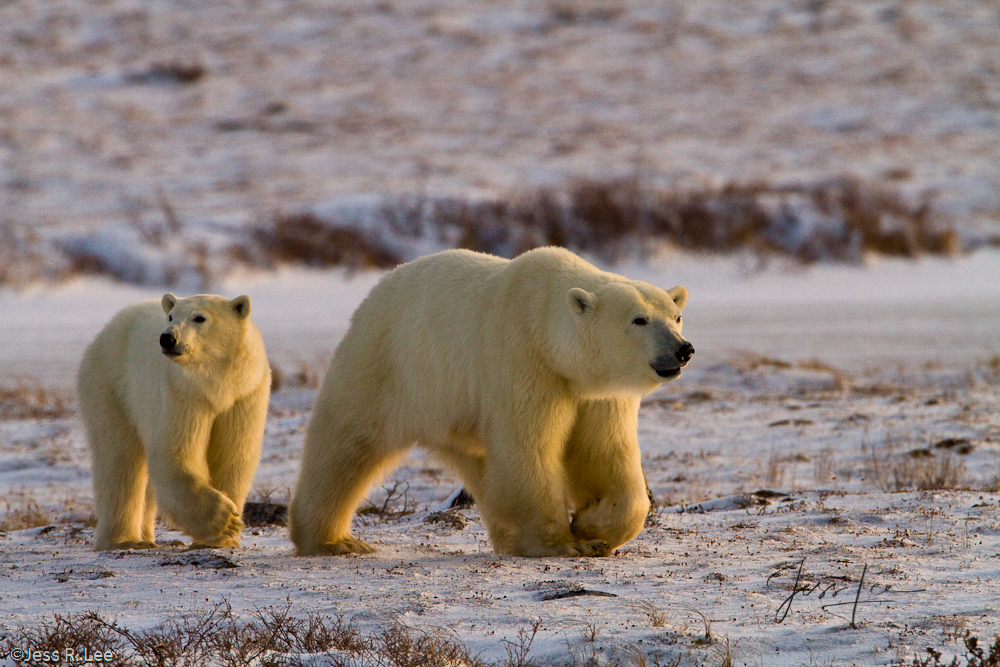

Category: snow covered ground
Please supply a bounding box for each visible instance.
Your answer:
[1,249,999,666]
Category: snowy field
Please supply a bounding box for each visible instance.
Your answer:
[1,250,999,666]
[2,0,1000,665]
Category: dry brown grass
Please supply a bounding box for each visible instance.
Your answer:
[0,492,95,533]
[0,221,64,287]
[0,381,72,420]
[357,479,417,524]
[2,603,575,666]
[244,212,402,272]
[0,498,52,532]
[433,175,959,263]
[1,176,965,289]
[269,361,321,392]
[226,175,960,278]
[862,434,968,492]
[3,603,367,667]
[907,634,1000,667]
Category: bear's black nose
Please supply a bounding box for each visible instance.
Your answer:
[675,342,695,365]
[160,333,176,350]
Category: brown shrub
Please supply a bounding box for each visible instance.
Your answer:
[0,221,67,287]
[2,604,488,667]
[863,434,968,492]
[0,381,71,420]
[248,212,401,271]
[368,175,956,264]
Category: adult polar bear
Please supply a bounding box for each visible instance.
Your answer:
[291,247,693,557]
[78,293,270,551]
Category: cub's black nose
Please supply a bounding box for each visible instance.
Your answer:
[675,342,695,365]
[160,333,176,350]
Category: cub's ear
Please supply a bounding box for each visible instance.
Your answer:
[161,293,177,314]
[231,295,251,319]
[668,285,688,311]
[567,288,595,315]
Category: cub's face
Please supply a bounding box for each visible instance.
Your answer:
[159,293,251,365]
[567,281,693,395]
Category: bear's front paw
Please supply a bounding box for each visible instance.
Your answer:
[309,536,376,556]
[573,539,610,557]
[517,538,611,557]
[186,489,244,546]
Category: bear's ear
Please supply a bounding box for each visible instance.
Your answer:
[567,288,595,315]
[231,295,251,320]
[161,293,177,314]
[668,285,688,311]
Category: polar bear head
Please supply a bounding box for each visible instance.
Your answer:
[159,293,252,365]
[565,281,692,396]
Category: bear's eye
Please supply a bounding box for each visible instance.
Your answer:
[193,315,206,323]
[167,315,173,322]
[632,316,648,326]
[676,315,682,324]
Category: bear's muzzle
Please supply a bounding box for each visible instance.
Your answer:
[651,342,694,379]
[160,333,183,357]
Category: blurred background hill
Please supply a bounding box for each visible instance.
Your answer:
[2,0,998,245]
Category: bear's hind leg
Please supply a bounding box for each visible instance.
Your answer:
[290,425,407,556]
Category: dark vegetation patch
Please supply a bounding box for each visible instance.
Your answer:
[352,175,960,264]
[242,501,288,527]
[240,212,402,271]
[424,510,468,529]
[235,176,963,276]
[0,500,53,533]
[0,221,63,286]
[1,603,531,667]
[160,552,239,569]
[125,61,206,86]
[0,381,71,420]
[357,480,416,523]
[908,635,1000,667]
[0,175,972,289]
[863,434,969,492]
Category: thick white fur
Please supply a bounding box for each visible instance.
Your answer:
[290,247,690,557]
[78,293,270,551]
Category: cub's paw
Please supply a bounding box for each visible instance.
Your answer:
[308,536,376,556]
[188,535,241,550]
[109,540,157,551]
[189,524,242,549]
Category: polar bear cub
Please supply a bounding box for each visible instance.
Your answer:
[290,247,693,557]
[78,293,271,551]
